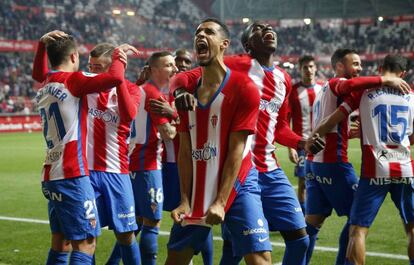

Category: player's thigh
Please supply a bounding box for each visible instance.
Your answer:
[350,178,389,227]
[391,180,414,225]
[224,178,272,258]
[101,172,137,233]
[162,162,181,212]
[167,223,211,255]
[259,169,306,231]
[130,170,163,220]
[42,176,101,241]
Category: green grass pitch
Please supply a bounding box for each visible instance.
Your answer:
[0,132,409,264]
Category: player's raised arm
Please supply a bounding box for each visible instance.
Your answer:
[32,30,69,83]
[333,76,411,96]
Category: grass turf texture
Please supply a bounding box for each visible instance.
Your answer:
[0,132,409,264]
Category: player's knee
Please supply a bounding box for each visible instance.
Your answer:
[244,251,272,265]
[280,228,308,241]
[305,214,326,228]
[71,237,96,255]
[143,217,161,227]
[115,231,135,246]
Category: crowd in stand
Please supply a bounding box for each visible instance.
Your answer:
[0,0,413,113]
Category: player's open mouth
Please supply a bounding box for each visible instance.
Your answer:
[196,41,209,56]
[263,32,275,41]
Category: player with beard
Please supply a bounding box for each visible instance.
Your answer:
[165,18,272,265]
[305,49,410,265]
[306,54,412,265]
[170,21,327,265]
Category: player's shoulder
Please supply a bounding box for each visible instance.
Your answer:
[224,54,252,70]
[142,82,161,98]
[292,81,302,89]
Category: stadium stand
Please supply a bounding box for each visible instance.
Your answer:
[0,0,413,113]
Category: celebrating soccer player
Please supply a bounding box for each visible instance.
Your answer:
[34,31,131,265]
[307,54,413,265]
[305,49,411,265]
[165,18,272,265]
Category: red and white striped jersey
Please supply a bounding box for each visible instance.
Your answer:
[129,82,170,171]
[289,82,323,138]
[311,78,352,163]
[341,86,414,178]
[178,69,260,218]
[35,68,124,181]
[86,80,140,174]
[171,54,301,172]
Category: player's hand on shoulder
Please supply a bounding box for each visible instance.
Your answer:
[305,133,325,155]
[174,89,196,111]
[150,96,175,117]
[205,202,225,225]
[40,30,68,45]
[381,76,411,94]
[171,202,190,224]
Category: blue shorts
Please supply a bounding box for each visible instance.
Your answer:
[259,168,306,231]
[351,178,414,227]
[168,167,272,257]
[294,149,306,178]
[306,162,358,217]
[42,176,101,240]
[162,163,181,212]
[130,170,163,220]
[90,171,137,233]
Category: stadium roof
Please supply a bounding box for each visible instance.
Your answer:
[210,0,414,19]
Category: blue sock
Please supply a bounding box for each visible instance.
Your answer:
[46,249,69,265]
[336,222,350,265]
[283,235,309,265]
[120,240,141,265]
[219,240,242,265]
[305,223,320,265]
[300,202,306,216]
[139,225,159,265]
[201,231,213,265]
[410,259,414,265]
[69,251,93,265]
[106,243,121,265]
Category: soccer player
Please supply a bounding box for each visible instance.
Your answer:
[33,34,142,265]
[307,54,414,265]
[288,55,323,214]
[129,51,177,265]
[171,21,320,265]
[150,48,214,265]
[33,31,128,265]
[305,49,411,265]
[165,18,272,265]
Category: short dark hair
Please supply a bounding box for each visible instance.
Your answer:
[382,54,408,73]
[200,18,230,39]
[174,48,191,57]
[299,55,315,67]
[90,43,115,58]
[331,48,358,69]
[148,51,173,67]
[240,22,256,52]
[46,35,77,67]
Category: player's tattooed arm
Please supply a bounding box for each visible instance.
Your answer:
[172,132,193,223]
[150,97,178,119]
[157,122,177,140]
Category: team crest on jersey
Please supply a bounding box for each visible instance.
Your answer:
[210,114,218,128]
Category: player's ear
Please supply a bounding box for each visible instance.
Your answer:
[221,39,230,50]
[69,52,77,64]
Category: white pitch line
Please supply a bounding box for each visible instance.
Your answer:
[0,215,408,260]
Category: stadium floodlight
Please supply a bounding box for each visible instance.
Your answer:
[304,18,312,25]
[378,16,384,22]
[127,11,135,16]
[112,9,121,15]
[242,18,250,23]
